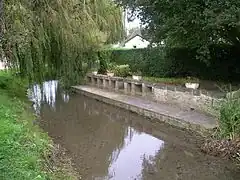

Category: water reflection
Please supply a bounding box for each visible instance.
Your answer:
[28,80,69,114]
[29,81,240,180]
[107,131,164,179]
[40,94,165,179]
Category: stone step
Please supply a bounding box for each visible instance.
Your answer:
[72,85,218,136]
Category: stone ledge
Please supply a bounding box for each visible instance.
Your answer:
[72,85,217,136]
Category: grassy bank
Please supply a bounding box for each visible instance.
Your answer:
[0,71,77,180]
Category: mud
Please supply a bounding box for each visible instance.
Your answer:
[29,81,240,180]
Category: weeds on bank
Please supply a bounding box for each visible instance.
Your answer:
[219,98,240,139]
[202,93,240,165]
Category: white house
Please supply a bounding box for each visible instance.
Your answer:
[123,34,150,49]
[112,28,150,49]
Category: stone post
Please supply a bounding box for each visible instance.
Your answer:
[142,83,147,97]
[97,78,101,87]
[131,82,135,95]
[124,82,128,94]
[115,80,119,91]
[103,79,107,88]
[91,76,95,86]
[109,79,113,89]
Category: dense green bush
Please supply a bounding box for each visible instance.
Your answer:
[97,51,111,75]
[102,45,240,81]
[113,64,131,77]
[219,98,240,139]
[0,71,28,98]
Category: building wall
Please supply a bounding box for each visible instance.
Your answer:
[124,36,150,49]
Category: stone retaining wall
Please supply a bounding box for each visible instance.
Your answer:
[152,86,223,115]
[86,74,225,114]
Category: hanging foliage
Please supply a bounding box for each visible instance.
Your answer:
[2,0,123,85]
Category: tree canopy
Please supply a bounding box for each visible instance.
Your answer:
[115,0,240,60]
[2,0,123,84]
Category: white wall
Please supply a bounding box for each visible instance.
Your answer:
[124,36,150,49]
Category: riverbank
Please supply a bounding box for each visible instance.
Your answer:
[0,71,78,180]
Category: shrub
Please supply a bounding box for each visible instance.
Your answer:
[107,62,117,72]
[219,98,240,139]
[0,71,28,98]
[113,64,131,77]
[97,51,111,74]
[103,45,240,81]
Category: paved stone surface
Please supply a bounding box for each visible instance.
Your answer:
[72,86,217,134]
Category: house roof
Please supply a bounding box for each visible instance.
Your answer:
[121,28,148,46]
[125,29,143,42]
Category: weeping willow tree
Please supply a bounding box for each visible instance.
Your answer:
[3,0,123,85]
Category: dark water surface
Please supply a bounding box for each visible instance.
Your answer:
[28,81,240,180]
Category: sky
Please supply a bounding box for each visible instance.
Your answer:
[124,9,141,34]
[125,17,141,30]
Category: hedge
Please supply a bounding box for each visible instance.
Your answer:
[102,45,240,81]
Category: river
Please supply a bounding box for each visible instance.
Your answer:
[28,81,240,180]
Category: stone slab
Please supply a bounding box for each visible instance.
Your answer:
[72,85,218,136]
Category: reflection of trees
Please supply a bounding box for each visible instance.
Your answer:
[40,94,134,179]
[140,142,240,180]
[28,81,69,114]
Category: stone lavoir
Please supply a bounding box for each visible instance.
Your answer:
[86,74,224,114]
[72,74,223,135]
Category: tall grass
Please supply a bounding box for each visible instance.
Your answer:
[219,97,240,139]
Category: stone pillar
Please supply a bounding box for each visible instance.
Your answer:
[115,80,119,91]
[97,78,101,87]
[131,83,135,95]
[142,83,147,97]
[124,82,128,94]
[109,79,113,89]
[103,79,107,88]
[91,76,95,86]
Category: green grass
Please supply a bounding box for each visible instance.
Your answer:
[219,98,240,139]
[0,70,76,180]
[143,76,189,85]
[0,91,50,179]
[0,70,28,98]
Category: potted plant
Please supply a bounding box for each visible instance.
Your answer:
[132,70,142,81]
[107,70,114,77]
[91,67,98,75]
[185,77,200,89]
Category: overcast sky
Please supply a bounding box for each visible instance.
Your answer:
[125,17,141,30]
[124,9,141,33]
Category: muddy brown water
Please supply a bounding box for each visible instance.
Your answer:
[28,81,240,180]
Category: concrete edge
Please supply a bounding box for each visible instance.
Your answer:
[72,87,213,136]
